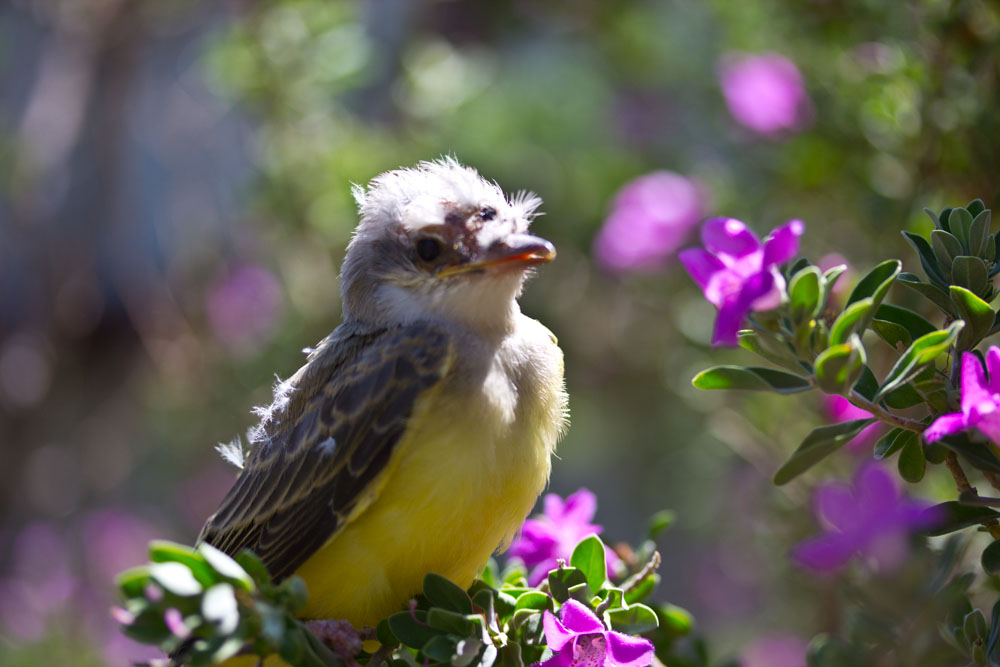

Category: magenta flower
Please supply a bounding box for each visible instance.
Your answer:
[718,52,813,137]
[509,489,618,586]
[593,171,705,273]
[206,264,283,355]
[824,396,883,452]
[790,464,937,573]
[924,348,1000,444]
[535,599,654,667]
[679,217,804,346]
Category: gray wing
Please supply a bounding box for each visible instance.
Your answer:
[198,320,453,582]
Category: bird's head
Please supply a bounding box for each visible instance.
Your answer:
[340,159,554,334]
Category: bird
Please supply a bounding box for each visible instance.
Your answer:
[197,158,569,634]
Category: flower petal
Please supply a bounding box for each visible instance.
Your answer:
[711,270,775,346]
[605,632,655,667]
[562,489,599,526]
[789,533,856,573]
[988,346,1000,394]
[558,599,605,635]
[961,352,990,416]
[535,647,575,667]
[855,464,897,510]
[702,217,761,259]
[923,413,967,443]
[679,248,726,292]
[974,409,1000,445]
[762,219,804,267]
[542,610,576,652]
[814,484,856,532]
[543,493,567,520]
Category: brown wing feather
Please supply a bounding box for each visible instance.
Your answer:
[198,321,453,582]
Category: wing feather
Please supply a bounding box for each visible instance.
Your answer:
[198,321,453,582]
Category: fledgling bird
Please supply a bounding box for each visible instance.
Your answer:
[198,158,568,630]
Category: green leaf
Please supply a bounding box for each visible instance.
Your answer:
[421,635,458,662]
[423,573,473,615]
[970,210,992,257]
[547,567,588,604]
[197,543,255,593]
[897,272,958,315]
[874,321,964,401]
[606,603,659,634]
[235,550,273,589]
[883,382,925,409]
[117,566,152,599]
[902,231,948,287]
[387,610,442,649]
[953,256,989,296]
[623,575,659,605]
[829,298,874,346]
[846,259,901,308]
[737,331,805,373]
[150,562,203,597]
[936,433,1000,475]
[951,286,995,350]
[375,618,398,646]
[773,418,876,485]
[852,366,879,401]
[425,608,475,636]
[150,541,216,588]
[692,365,811,393]
[873,428,905,459]
[656,603,694,636]
[647,510,675,539]
[968,199,987,218]
[897,436,926,483]
[814,335,866,395]
[789,266,822,321]
[931,230,963,271]
[202,583,239,635]
[513,591,553,613]
[871,319,911,350]
[874,304,936,339]
[922,502,1000,536]
[950,207,974,250]
[982,540,1000,576]
[570,535,608,592]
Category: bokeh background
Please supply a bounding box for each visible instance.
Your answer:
[2,0,999,664]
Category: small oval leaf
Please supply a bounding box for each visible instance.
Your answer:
[692,366,812,394]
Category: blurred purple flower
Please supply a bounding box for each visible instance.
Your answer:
[206,264,283,354]
[679,218,804,346]
[509,489,619,586]
[593,172,705,273]
[742,634,808,667]
[82,509,160,583]
[824,396,883,452]
[718,53,813,137]
[818,253,853,301]
[925,348,1000,444]
[535,599,654,667]
[791,464,938,573]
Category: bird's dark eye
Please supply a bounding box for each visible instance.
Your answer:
[480,207,497,221]
[415,237,443,263]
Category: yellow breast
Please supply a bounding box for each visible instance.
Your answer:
[293,319,566,628]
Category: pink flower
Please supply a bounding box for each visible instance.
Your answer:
[742,634,808,667]
[679,218,803,346]
[509,489,618,586]
[718,53,813,137]
[824,396,882,452]
[206,264,283,355]
[790,464,937,573]
[593,172,705,273]
[925,348,1000,444]
[535,599,654,667]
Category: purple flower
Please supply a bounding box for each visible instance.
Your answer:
[593,172,705,273]
[206,264,283,355]
[790,464,937,573]
[535,599,654,667]
[718,52,813,137]
[742,634,808,667]
[679,217,803,346]
[509,489,619,586]
[824,396,882,452]
[925,348,1000,444]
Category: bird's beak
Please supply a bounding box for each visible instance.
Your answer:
[439,234,556,277]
